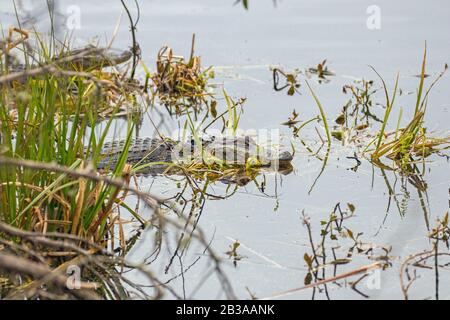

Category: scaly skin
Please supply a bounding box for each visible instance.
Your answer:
[93,136,294,173]
[2,45,132,75]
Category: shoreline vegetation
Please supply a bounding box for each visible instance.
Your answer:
[0,3,449,300]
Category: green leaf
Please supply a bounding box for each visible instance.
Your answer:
[286,74,296,83]
[346,228,354,240]
[330,258,351,265]
[304,272,313,285]
[304,253,313,268]
[335,113,345,125]
[347,203,356,214]
[331,131,343,141]
[443,212,449,227]
[210,100,217,118]
[287,86,295,96]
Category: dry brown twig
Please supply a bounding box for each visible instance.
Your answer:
[399,250,450,300]
[259,262,382,300]
[0,221,168,300]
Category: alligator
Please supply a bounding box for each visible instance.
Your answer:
[92,136,294,185]
[2,44,132,77]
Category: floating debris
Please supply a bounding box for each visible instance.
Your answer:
[150,35,215,116]
[306,59,335,84]
[226,240,246,267]
[272,67,301,95]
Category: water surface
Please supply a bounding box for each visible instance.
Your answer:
[1,0,449,300]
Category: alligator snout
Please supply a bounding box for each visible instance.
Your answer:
[277,151,294,163]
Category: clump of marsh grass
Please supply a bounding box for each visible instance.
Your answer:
[0,31,167,299]
[367,47,450,173]
[0,30,147,243]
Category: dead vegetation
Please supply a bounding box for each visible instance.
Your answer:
[150,35,215,116]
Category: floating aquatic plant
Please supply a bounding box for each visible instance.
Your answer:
[150,35,215,116]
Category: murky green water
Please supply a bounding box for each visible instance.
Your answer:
[1,0,449,299]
